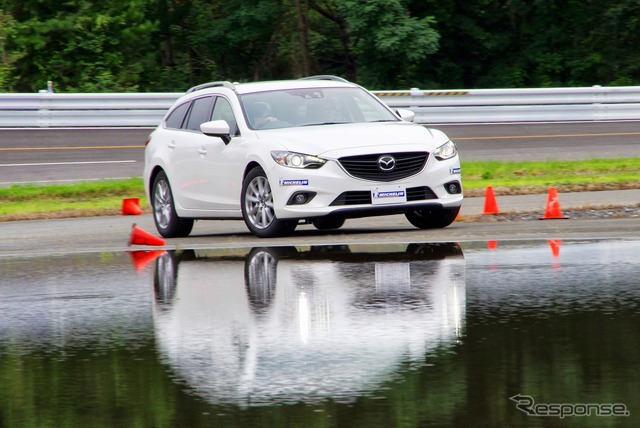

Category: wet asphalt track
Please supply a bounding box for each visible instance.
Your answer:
[1,185,638,257]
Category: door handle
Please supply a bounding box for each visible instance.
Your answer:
[198,148,207,156]
[168,141,176,150]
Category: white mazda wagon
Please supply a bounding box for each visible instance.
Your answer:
[143,76,463,238]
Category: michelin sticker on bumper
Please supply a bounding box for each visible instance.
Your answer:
[450,167,461,175]
[372,188,407,205]
[280,179,309,186]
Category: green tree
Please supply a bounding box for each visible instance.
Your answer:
[0,8,18,90]
[412,0,640,89]
[309,0,440,88]
[147,0,291,89]
[1,0,639,92]
[2,0,157,92]
[143,0,440,89]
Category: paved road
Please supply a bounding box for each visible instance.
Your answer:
[1,189,638,257]
[0,128,150,185]
[1,120,639,185]
[436,120,640,161]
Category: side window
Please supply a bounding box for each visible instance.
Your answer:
[211,97,239,136]
[185,96,215,131]
[164,102,190,129]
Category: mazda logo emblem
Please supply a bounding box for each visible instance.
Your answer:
[378,155,396,171]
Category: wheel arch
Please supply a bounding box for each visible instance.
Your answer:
[243,161,264,180]
[147,165,166,199]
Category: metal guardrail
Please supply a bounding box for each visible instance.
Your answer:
[0,93,182,128]
[376,86,640,123]
[1,86,639,127]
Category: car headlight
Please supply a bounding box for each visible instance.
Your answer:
[432,140,458,160]
[271,151,326,169]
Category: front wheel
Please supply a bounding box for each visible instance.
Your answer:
[405,206,460,229]
[151,171,194,238]
[241,167,297,238]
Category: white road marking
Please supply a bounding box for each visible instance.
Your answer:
[0,160,137,167]
[0,176,142,186]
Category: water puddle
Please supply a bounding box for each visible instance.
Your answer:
[1,240,638,427]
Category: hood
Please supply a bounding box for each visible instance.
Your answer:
[256,122,449,159]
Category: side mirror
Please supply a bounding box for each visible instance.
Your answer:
[395,109,415,122]
[200,120,232,144]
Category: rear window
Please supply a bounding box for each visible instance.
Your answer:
[185,97,215,131]
[165,102,190,129]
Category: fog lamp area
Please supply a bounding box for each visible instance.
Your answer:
[287,192,317,205]
[445,181,462,194]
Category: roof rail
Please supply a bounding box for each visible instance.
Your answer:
[187,81,236,93]
[298,75,349,83]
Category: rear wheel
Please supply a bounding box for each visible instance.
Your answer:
[312,217,345,230]
[241,167,297,238]
[405,206,460,229]
[151,171,194,238]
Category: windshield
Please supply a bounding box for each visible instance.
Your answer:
[240,87,399,130]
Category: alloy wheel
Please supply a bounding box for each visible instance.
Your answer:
[154,179,173,230]
[244,175,275,229]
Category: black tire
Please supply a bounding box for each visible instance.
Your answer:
[312,217,345,230]
[405,243,463,258]
[241,167,297,238]
[405,206,460,229]
[244,247,298,314]
[153,251,178,310]
[151,171,194,238]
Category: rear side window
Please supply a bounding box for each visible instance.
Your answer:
[185,97,215,131]
[165,102,190,129]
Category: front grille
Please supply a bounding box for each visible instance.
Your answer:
[330,186,437,206]
[338,152,429,182]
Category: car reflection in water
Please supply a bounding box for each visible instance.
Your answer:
[152,243,465,406]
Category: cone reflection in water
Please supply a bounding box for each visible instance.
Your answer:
[548,239,562,258]
[122,197,143,216]
[129,223,166,246]
[483,186,500,214]
[540,187,569,219]
[128,250,166,272]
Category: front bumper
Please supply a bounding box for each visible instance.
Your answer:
[267,155,463,220]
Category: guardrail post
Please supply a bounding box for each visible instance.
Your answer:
[37,93,53,128]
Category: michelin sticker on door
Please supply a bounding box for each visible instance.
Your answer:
[372,186,407,205]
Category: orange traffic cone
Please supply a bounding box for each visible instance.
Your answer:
[483,186,500,214]
[122,197,142,215]
[128,250,166,272]
[129,223,166,246]
[539,187,569,219]
[487,240,498,250]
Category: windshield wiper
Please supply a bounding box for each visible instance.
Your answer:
[301,121,347,126]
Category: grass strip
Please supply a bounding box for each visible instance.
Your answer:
[0,178,147,220]
[0,158,638,220]
[462,157,640,194]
